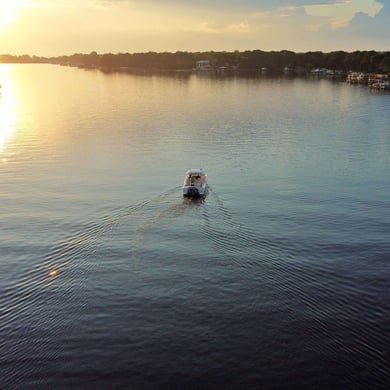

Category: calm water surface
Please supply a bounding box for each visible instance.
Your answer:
[1,64,390,389]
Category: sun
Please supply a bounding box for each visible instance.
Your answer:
[0,0,30,28]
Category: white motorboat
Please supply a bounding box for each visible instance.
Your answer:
[182,168,208,197]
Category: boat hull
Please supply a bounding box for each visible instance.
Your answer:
[182,185,207,198]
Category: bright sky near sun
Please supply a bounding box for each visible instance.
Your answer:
[0,0,388,56]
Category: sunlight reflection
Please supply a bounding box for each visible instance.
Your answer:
[49,269,58,277]
[0,65,18,154]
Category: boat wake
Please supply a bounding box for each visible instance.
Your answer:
[1,187,189,326]
[2,184,286,333]
[198,187,269,261]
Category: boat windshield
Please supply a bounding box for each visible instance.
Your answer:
[184,174,206,186]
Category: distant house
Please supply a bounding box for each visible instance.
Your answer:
[196,60,212,71]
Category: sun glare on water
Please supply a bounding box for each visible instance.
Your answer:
[0,0,30,28]
[0,66,18,153]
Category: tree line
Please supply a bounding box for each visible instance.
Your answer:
[1,50,390,73]
[0,54,48,64]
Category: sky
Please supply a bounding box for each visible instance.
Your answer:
[0,0,389,56]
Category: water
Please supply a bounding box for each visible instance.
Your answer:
[1,64,390,389]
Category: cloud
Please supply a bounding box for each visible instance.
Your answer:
[305,1,390,50]
[63,0,390,52]
[98,0,344,10]
[2,0,389,55]
[305,0,383,28]
[344,1,390,37]
[191,21,252,34]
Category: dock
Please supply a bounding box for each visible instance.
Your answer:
[368,74,390,91]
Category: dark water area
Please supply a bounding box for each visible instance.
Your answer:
[1,64,390,389]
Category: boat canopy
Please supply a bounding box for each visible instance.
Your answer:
[187,169,206,176]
